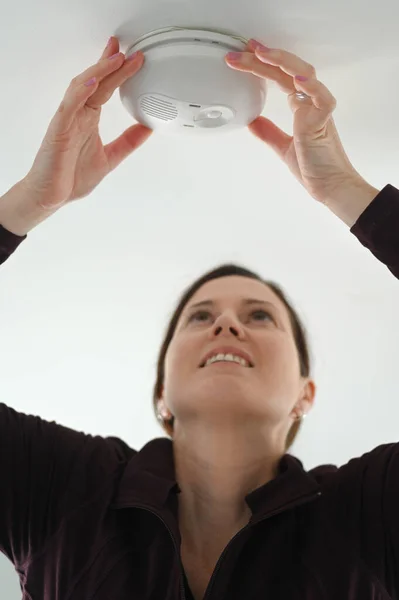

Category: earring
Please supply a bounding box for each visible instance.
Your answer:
[295,410,306,421]
[158,405,171,421]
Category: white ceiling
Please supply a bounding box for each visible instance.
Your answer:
[1,0,399,593]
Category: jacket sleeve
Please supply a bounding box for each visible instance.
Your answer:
[0,225,26,266]
[331,443,399,597]
[0,402,118,569]
[350,184,399,280]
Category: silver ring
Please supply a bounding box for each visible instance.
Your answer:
[295,92,310,101]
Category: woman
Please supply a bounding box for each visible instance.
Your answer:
[0,37,398,600]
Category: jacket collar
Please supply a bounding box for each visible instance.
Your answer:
[110,438,322,523]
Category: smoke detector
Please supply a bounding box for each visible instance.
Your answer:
[119,27,267,136]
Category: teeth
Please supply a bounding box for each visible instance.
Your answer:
[204,353,250,368]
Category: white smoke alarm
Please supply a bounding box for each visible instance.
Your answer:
[119,27,267,136]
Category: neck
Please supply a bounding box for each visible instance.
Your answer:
[173,422,284,556]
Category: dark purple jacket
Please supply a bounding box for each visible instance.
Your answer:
[1,183,399,600]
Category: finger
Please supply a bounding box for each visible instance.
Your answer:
[244,39,257,53]
[104,123,153,172]
[74,46,126,89]
[290,76,337,129]
[254,47,317,81]
[253,48,336,119]
[52,51,128,133]
[226,45,336,124]
[87,52,144,109]
[248,117,292,160]
[225,51,296,95]
[51,48,140,135]
[98,36,119,61]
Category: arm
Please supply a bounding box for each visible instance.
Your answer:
[0,178,60,237]
[324,178,381,229]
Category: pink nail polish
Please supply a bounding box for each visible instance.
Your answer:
[226,52,242,61]
[257,43,271,52]
[249,39,270,52]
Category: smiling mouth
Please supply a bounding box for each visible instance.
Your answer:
[201,361,252,369]
[209,362,240,365]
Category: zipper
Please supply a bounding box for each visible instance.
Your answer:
[125,504,187,600]
[203,490,322,600]
[128,490,320,600]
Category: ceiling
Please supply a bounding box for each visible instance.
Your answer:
[1,0,399,593]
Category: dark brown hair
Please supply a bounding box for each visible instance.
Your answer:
[152,264,312,451]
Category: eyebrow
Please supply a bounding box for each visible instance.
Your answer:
[188,298,279,312]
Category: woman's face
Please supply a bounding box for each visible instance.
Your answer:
[159,276,314,431]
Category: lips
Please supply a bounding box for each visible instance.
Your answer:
[199,346,254,368]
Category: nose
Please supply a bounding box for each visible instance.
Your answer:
[214,325,239,336]
[212,312,242,337]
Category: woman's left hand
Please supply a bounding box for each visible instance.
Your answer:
[225,40,365,206]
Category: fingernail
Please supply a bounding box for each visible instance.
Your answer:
[257,44,271,53]
[226,52,242,61]
[108,52,121,60]
[106,37,113,48]
[126,51,140,61]
[249,39,270,52]
[295,75,308,81]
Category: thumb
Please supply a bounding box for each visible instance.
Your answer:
[104,124,153,172]
[248,117,292,161]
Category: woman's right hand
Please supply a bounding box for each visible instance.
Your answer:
[24,37,153,210]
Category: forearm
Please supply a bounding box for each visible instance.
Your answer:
[324,177,381,228]
[0,179,59,236]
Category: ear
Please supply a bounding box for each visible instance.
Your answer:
[303,380,317,415]
[157,386,167,414]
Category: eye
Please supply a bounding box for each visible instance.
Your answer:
[188,310,210,322]
[252,310,273,321]
[188,309,274,323]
